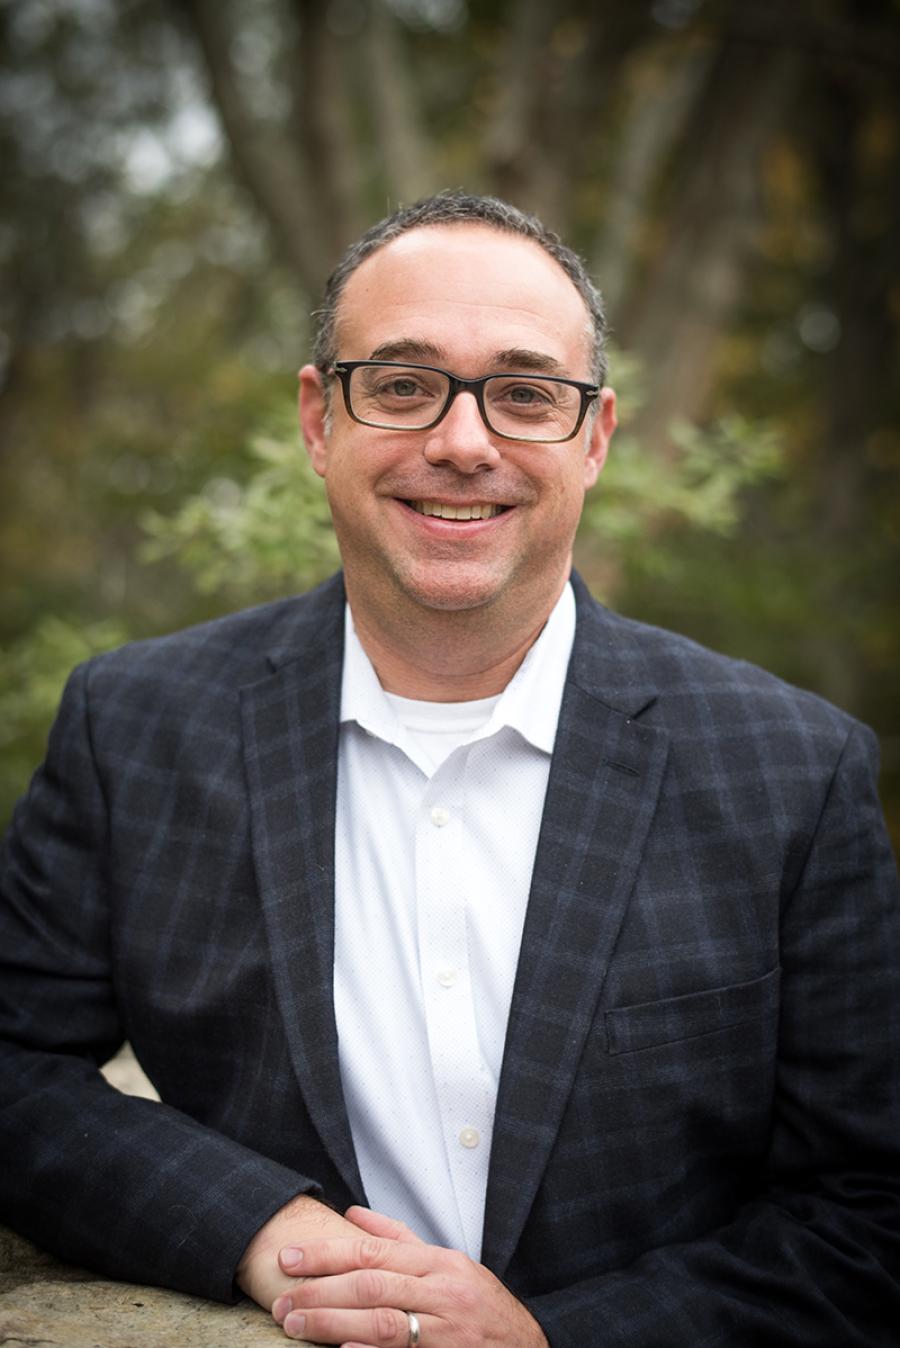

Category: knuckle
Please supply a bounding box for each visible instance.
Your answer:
[445,1249,472,1277]
[355,1266,386,1302]
[374,1305,403,1339]
[358,1236,386,1267]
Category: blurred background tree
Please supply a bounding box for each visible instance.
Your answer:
[1,0,898,842]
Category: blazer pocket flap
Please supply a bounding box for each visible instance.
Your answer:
[604,967,781,1055]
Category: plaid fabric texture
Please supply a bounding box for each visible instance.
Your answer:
[1,571,898,1344]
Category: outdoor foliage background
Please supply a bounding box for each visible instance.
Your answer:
[1,0,898,846]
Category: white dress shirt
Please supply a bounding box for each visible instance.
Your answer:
[333,583,576,1259]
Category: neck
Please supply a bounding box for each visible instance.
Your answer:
[345,577,568,702]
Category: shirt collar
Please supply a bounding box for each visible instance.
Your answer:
[486,581,575,754]
[340,607,404,748]
[340,581,576,757]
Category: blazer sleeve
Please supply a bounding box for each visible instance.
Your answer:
[0,661,316,1303]
[523,721,900,1347]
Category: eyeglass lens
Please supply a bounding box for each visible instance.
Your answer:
[347,364,582,441]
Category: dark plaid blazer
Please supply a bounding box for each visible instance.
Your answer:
[2,572,899,1346]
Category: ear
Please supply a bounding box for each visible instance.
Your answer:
[583,387,616,490]
[298,364,329,478]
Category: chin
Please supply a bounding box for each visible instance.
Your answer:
[392,564,508,614]
[400,583,499,614]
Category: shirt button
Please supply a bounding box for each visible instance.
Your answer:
[459,1126,480,1149]
[436,966,458,988]
[430,806,450,827]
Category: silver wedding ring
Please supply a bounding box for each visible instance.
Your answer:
[405,1309,421,1346]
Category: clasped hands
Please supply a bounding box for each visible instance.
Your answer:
[238,1198,547,1347]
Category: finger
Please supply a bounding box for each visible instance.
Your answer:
[280,1266,424,1315]
[281,1304,421,1346]
[272,1254,442,1329]
[279,1241,316,1273]
[279,1234,432,1280]
[345,1206,425,1245]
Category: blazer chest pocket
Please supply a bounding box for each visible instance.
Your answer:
[604,967,780,1055]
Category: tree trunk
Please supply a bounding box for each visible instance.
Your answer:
[172,0,333,294]
[365,0,435,207]
[289,0,367,250]
[621,12,798,450]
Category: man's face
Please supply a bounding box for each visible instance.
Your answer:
[300,224,615,623]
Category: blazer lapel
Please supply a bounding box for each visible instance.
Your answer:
[240,574,365,1201]
[482,579,670,1277]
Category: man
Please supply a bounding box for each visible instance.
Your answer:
[1,192,898,1348]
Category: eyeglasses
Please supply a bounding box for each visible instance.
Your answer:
[328,360,599,444]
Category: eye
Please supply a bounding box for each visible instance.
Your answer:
[382,377,421,397]
[489,378,558,412]
[367,369,443,401]
[507,384,549,406]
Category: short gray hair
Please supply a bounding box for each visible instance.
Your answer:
[312,189,608,388]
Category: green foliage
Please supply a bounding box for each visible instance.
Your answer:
[140,417,340,602]
[577,348,782,585]
[0,617,127,818]
[583,413,781,554]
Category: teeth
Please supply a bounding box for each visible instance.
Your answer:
[412,501,502,519]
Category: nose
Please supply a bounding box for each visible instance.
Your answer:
[421,390,502,473]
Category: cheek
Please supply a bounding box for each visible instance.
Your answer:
[544,462,588,520]
[326,432,408,486]
[321,439,373,499]
[321,458,367,537]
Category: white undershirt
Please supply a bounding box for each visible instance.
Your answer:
[333,583,576,1259]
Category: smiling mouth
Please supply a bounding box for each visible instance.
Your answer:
[406,500,509,520]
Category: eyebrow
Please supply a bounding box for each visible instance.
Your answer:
[367,340,566,375]
[369,339,444,363]
[491,348,566,375]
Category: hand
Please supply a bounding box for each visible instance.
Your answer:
[236,1193,367,1312]
[271,1204,549,1347]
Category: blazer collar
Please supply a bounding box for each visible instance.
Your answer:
[481,573,669,1276]
[241,573,365,1200]
[567,570,660,720]
[264,571,347,676]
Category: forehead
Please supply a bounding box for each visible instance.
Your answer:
[335,223,592,371]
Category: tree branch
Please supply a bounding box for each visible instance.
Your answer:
[591,35,714,317]
[364,0,435,207]
[289,0,367,249]
[622,11,801,446]
[171,0,332,296]
[481,3,649,234]
[481,0,559,205]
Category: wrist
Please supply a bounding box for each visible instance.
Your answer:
[236,1193,361,1308]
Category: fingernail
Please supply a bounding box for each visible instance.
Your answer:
[284,1312,307,1337]
[273,1295,292,1324]
[281,1244,304,1267]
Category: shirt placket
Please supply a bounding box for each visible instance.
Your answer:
[415,747,495,1259]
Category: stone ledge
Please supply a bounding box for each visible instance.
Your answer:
[0,1226,318,1347]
